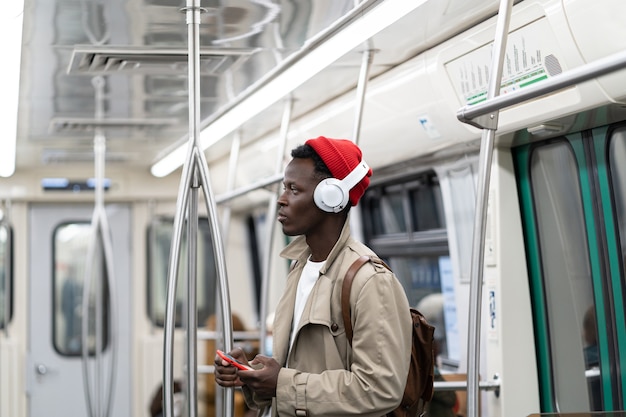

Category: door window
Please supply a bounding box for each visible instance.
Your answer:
[53,222,109,356]
[0,222,12,329]
[528,140,598,411]
[516,124,626,412]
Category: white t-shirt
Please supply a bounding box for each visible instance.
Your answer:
[289,257,325,350]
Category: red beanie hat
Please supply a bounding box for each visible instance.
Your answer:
[305,136,372,206]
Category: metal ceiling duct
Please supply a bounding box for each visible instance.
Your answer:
[48,117,179,132]
[67,45,260,75]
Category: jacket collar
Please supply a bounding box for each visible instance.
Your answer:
[279,215,352,271]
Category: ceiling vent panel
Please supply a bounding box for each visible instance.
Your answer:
[42,149,129,164]
[49,117,179,133]
[67,45,260,75]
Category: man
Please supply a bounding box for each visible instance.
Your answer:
[215,136,412,416]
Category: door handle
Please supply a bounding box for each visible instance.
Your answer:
[34,363,55,376]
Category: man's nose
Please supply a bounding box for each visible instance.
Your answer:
[277,193,287,206]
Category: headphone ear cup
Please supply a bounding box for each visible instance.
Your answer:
[314,178,350,213]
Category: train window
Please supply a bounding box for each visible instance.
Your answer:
[409,176,446,232]
[365,184,407,235]
[53,222,109,356]
[529,141,597,411]
[389,255,443,308]
[361,171,454,366]
[363,172,445,237]
[444,164,477,283]
[0,222,12,329]
[147,218,217,327]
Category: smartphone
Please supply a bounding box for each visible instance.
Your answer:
[216,349,253,371]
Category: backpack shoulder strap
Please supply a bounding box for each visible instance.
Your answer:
[341,255,373,345]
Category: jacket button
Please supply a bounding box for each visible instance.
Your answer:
[331,323,339,331]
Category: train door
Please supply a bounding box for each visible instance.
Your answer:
[27,204,132,416]
[514,122,626,413]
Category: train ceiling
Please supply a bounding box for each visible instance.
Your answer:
[13,0,499,178]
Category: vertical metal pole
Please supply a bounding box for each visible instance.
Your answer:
[259,97,293,354]
[221,131,241,240]
[351,45,373,145]
[165,3,236,417]
[187,170,200,417]
[466,2,513,417]
[186,2,201,416]
[349,43,374,243]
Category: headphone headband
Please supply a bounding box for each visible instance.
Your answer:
[313,159,369,213]
[341,160,369,190]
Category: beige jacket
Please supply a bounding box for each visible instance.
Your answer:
[246,221,412,416]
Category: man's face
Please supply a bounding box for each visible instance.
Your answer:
[277,157,327,236]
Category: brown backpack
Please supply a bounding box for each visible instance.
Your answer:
[341,255,435,417]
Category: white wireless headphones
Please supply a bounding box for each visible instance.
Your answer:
[314,160,370,213]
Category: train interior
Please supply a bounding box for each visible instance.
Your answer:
[1,0,626,416]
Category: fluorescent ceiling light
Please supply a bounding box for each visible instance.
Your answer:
[151,0,427,177]
[0,1,24,177]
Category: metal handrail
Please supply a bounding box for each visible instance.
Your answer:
[215,173,284,205]
[433,378,501,392]
[197,330,261,341]
[462,2,513,417]
[457,49,626,128]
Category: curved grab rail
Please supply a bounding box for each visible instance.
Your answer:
[81,201,119,417]
[1,208,12,338]
[163,2,234,417]
[80,76,118,417]
[0,205,13,407]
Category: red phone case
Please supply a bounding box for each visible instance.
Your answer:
[216,349,252,371]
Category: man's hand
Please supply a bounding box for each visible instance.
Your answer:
[237,355,280,400]
[214,347,250,388]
